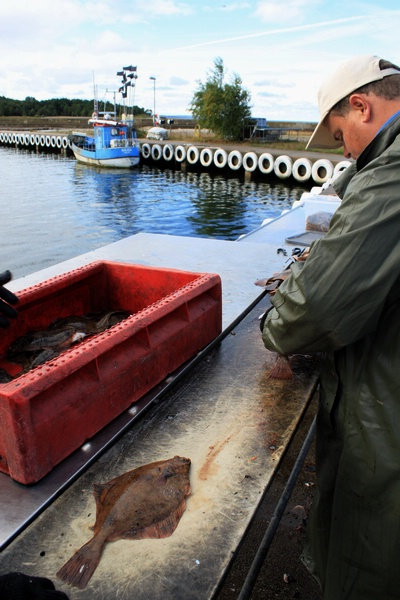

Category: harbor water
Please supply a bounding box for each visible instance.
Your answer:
[1,147,306,279]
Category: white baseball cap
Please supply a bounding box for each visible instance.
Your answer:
[306,55,400,149]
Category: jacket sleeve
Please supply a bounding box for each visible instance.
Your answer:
[262,162,400,355]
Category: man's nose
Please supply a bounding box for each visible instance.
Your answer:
[343,144,352,159]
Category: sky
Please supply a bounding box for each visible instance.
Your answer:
[0,1,400,122]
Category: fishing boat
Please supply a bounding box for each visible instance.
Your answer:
[69,66,140,168]
[69,116,140,168]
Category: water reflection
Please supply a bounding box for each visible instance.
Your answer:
[0,147,306,277]
[71,163,304,240]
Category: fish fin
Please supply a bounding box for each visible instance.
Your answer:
[269,354,293,379]
[93,482,106,502]
[122,498,187,541]
[93,480,116,505]
[56,536,103,590]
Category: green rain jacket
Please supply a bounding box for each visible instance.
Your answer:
[261,112,400,599]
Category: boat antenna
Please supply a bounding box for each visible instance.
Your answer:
[92,71,98,116]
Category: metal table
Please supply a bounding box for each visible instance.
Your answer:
[0,297,318,599]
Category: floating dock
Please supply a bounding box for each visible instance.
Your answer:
[0,128,350,186]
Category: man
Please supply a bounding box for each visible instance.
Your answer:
[261,55,400,599]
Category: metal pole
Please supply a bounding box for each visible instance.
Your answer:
[237,415,317,600]
[149,76,156,121]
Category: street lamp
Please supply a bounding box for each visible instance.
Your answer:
[149,76,156,122]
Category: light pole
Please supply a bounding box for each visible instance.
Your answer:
[149,76,156,123]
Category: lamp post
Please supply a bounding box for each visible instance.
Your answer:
[149,76,156,123]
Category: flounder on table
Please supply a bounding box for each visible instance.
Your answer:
[57,456,191,589]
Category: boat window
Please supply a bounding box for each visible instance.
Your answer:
[111,128,118,135]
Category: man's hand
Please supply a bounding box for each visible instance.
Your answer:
[0,270,18,327]
[0,572,69,599]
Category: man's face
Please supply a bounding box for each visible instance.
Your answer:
[325,93,380,160]
[326,110,367,160]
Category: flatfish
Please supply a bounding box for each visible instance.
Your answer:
[57,455,191,589]
[2,310,130,379]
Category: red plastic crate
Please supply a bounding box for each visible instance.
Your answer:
[0,261,222,484]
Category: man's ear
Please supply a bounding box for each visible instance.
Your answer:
[349,93,371,122]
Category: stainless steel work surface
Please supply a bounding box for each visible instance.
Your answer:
[0,230,287,548]
[0,300,319,599]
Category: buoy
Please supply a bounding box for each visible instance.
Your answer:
[292,157,312,182]
[24,133,31,145]
[141,142,151,159]
[213,148,228,168]
[311,158,333,184]
[243,151,258,172]
[151,143,162,160]
[200,148,213,167]
[258,152,274,174]
[56,136,63,149]
[228,150,243,170]
[30,134,36,145]
[175,145,187,162]
[62,136,69,149]
[45,135,51,147]
[186,145,200,165]
[162,144,174,161]
[274,155,293,179]
[333,160,352,176]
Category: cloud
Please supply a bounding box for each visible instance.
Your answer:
[254,0,320,22]
[168,15,368,51]
[169,76,189,86]
[128,0,192,17]
[258,91,281,98]
[254,79,294,88]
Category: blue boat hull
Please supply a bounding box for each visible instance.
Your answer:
[71,142,140,168]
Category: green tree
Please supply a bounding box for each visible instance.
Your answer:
[190,57,252,140]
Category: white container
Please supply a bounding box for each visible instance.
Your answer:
[301,192,341,221]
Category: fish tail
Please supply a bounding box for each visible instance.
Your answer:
[56,536,103,589]
[269,354,293,379]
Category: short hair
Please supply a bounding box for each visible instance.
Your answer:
[331,59,400,116]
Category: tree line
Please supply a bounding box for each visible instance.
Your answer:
[0,96,151,117]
